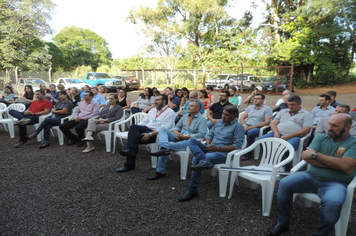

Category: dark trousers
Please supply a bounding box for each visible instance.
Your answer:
[35,118,61,144]
[59,119,88,141]
[8,110,38,142]
[131,107,143,114]
[124,124,156,167]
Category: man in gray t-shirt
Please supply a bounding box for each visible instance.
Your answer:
[260,95,312,150]
[239,93,272,160]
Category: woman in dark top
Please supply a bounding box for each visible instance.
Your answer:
[181,87,190,107]
[117,88,131,110]
[82,94,124,153]
[28,91,73,148]
[68,87,81,107]
[17,85,34,108]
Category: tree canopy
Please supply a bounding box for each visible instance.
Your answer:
[52,26,112,70]
[0,0,55,71]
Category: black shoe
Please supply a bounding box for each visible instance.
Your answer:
[146,172,165,180]
[178,191,198,202]
[191,161,214,171]
[266,222,289,236]
[119,149,135,157]
[241,154,252,161]
[77,141,85,147]
[149,147,170,156]
[39,143,50,149]
[67,140,76,146]
[115,166,135,172]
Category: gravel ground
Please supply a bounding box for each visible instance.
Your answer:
[1,90,356,235]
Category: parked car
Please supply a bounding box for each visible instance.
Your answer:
[205,74,238,90]
[205,74,262,91]
[262,76,296,92]
[113,75,140,90]
[55,78,90,92]
[236,74,263,91]
[12,78,48,93]
[82,72,125,91]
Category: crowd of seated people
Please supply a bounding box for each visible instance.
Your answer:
[2,84,356,236]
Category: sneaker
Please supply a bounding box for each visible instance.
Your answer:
[17,118,31,125]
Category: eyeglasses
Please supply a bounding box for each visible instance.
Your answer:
[155,99,162,101]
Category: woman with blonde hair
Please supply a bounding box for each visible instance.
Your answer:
[68,87,81,107]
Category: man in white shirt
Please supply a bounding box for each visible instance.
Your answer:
[274,90,291,109]
[116,94,176,172]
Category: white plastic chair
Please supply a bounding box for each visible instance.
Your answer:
[292,130,312,166]
[211,136,247,197]
[0,103,15,138]
[292,160,356,236]
[5,103,26,139]
[227,138,295,216]
[97,110,126,152]
[112,112,147,153]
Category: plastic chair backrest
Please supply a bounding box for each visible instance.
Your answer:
[7,103,26,112]
[258,138,295,167]
[129,112,147,126]
[0,103,7,110]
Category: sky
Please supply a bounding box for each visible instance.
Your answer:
[43,0,266,59]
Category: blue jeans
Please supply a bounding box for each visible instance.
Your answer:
[207,120,214,129]
[259,132,300,150]
[187,138,227,193]
[156,127,189,174]
[8,110,38,142]
[277,171,347,236]
[34,118,61,144]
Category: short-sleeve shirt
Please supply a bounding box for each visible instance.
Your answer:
[137,96,155,110]
[311,105,335,125]
[309,134,356,183]
[2,93,18,102]
[170,95,181,112]
[245,105,273,126]
[275,108,313,135]
[54,100,73,118]
[228,96,239,106]
[209,101,232,119]
[28,99,53,115]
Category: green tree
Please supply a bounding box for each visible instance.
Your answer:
[52,26,112,70]
[128,0,235,68]
[0,0,55,71]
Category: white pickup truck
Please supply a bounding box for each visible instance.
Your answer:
[12,78,49,94]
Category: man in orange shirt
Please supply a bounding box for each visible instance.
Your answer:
[9,90,53,147]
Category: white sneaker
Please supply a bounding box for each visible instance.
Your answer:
[17,118,31,125]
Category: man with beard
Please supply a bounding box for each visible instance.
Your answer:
[266,113,356,236]
[115,94,176,172]
[206,91,232,129]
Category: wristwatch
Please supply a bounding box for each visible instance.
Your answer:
[311,152,318,159]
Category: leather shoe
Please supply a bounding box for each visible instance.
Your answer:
[266,222,289,236]
[67,140,76,146]
[146,172,165,180]
[115,166,135,172]
[178,191,198,202]
[14,141,27,148]
[39,143,50,149]
[191,161,214,171]
[119,149,135,157]
[149,147,170,156]
[77,141,85,147]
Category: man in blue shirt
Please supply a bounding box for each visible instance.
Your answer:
[176,91,205,123]
[147,100,208,180]
[46,84,59,104]
[91,87,106,108]
[178,105,245,202]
